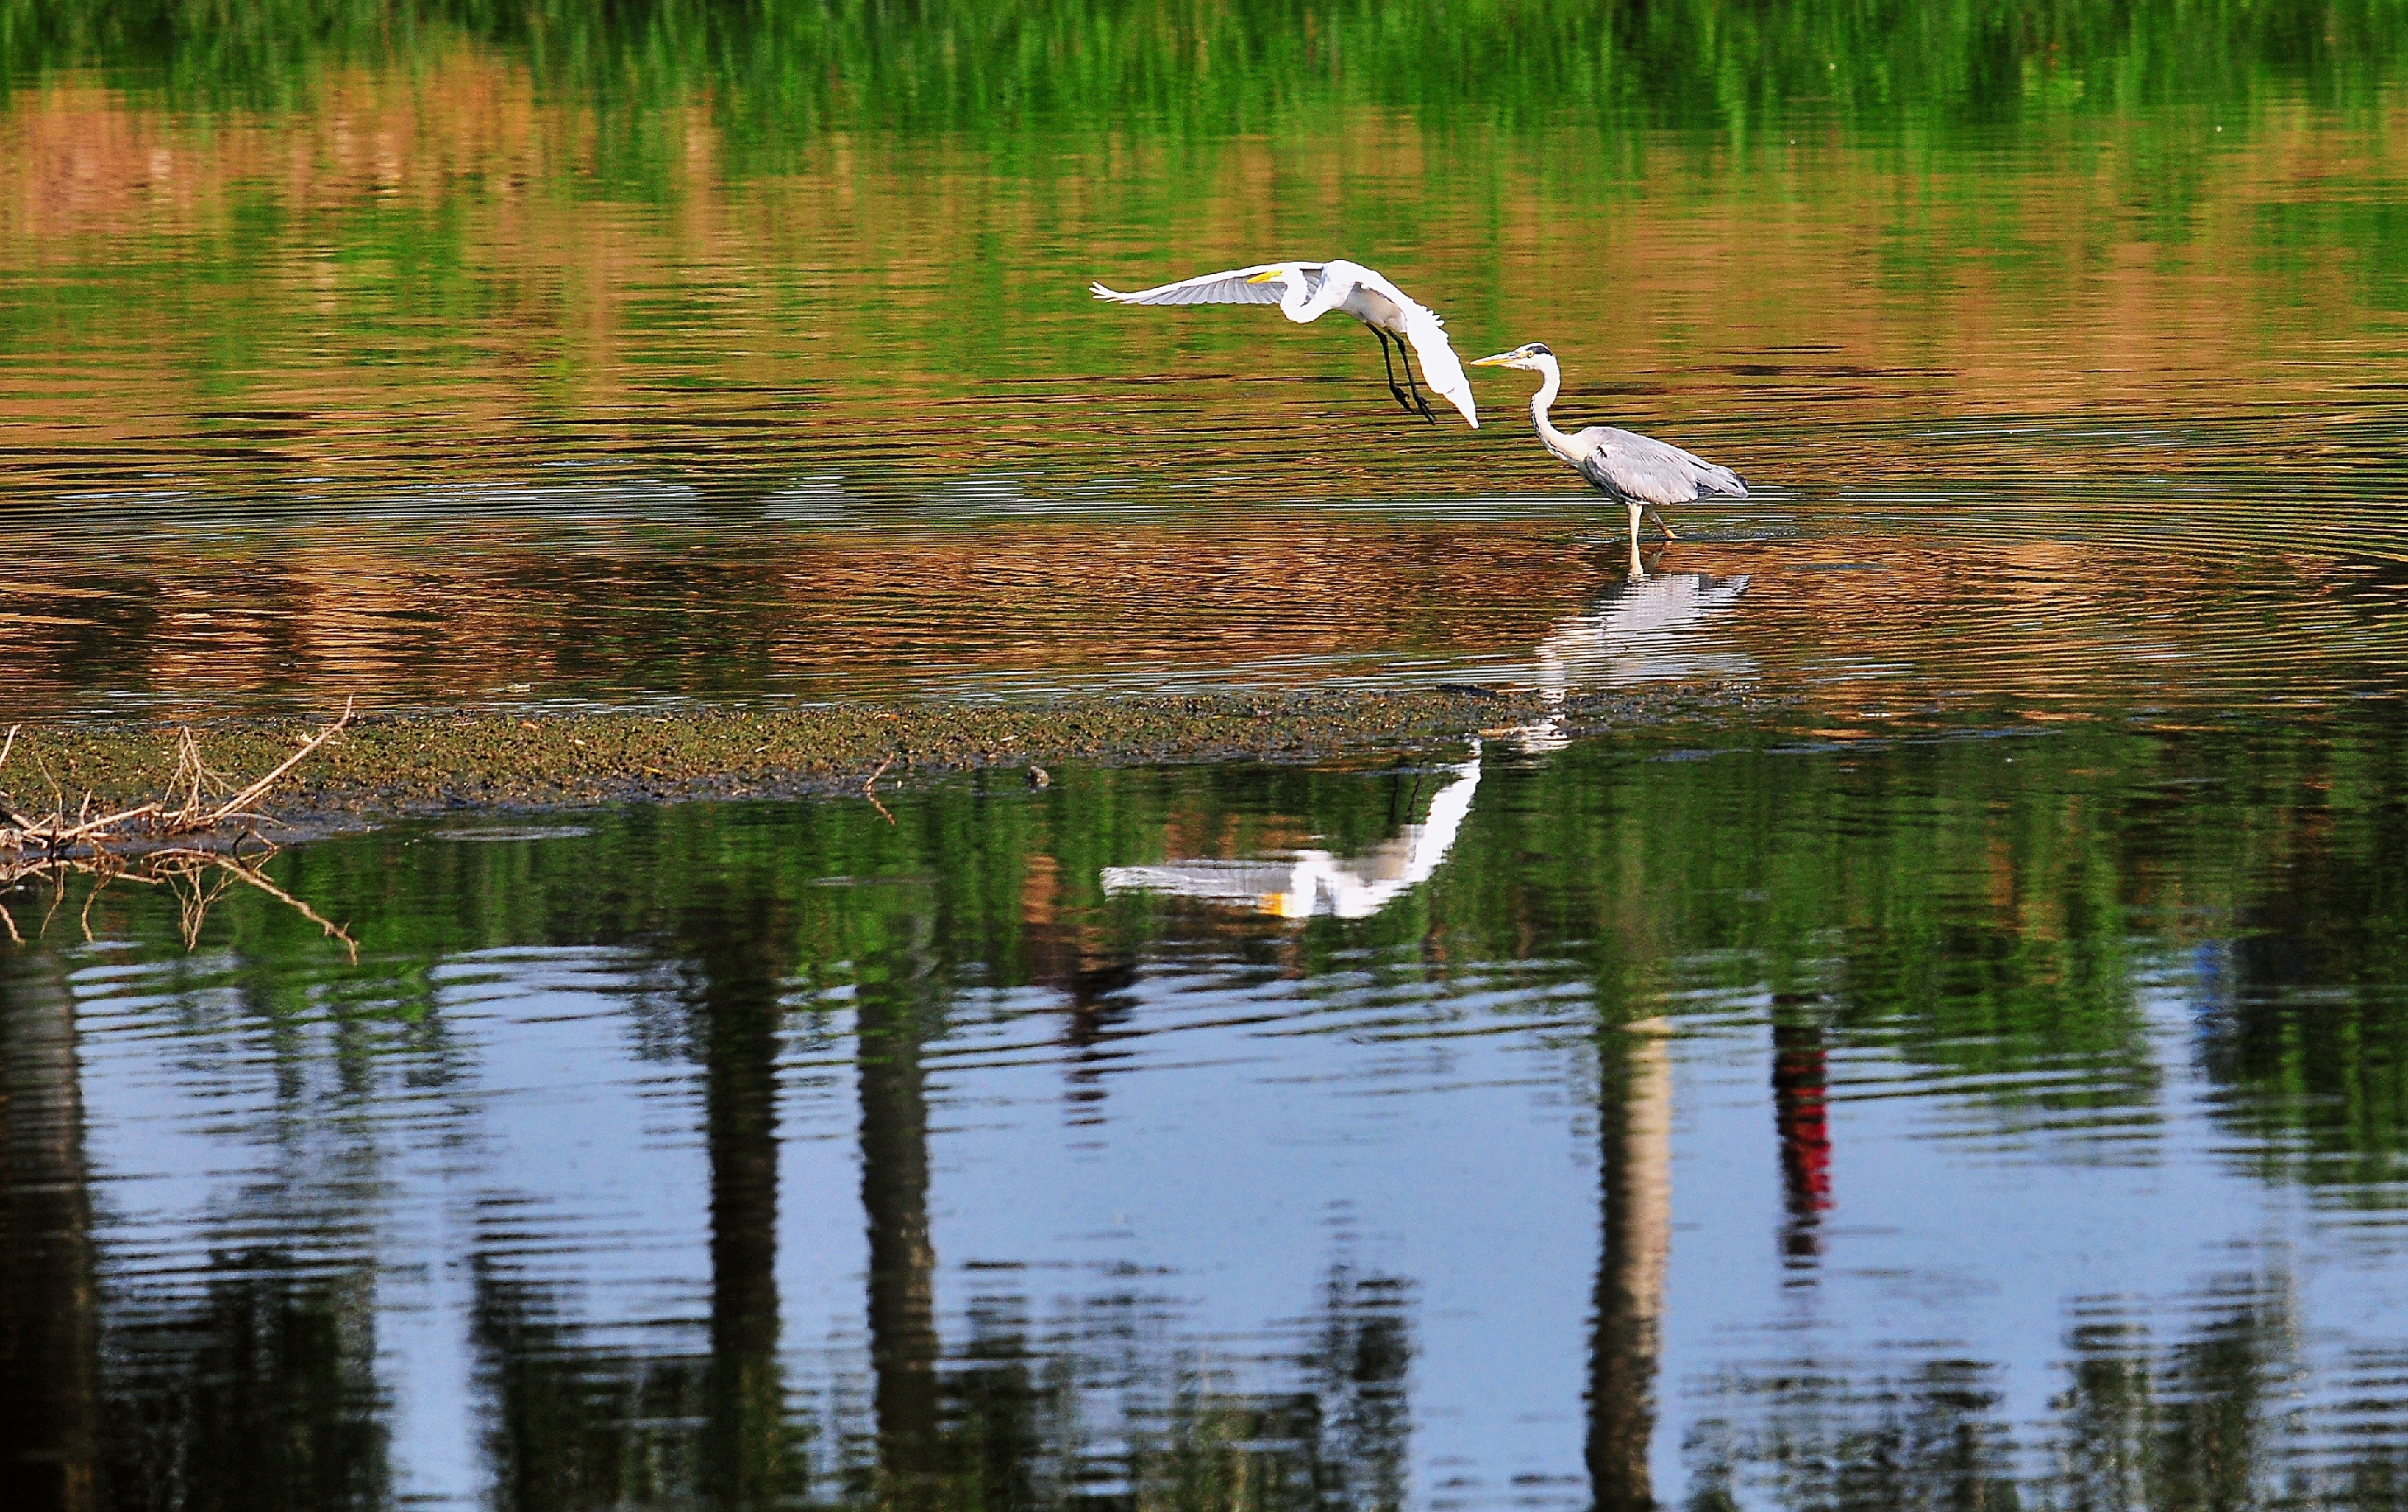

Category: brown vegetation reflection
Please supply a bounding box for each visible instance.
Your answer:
[6,514,2405,720]
[5,50,2408,716]
[9,58,2405,448]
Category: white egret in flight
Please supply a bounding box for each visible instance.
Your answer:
[1473,342,1746,560]
[1090,259,1478,428]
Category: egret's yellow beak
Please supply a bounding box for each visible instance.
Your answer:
[1470,352,1515,366]
[1246,270,1284,284]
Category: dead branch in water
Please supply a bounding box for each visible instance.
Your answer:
[200,698,352,828]
[0,845,359,962]
[0,700,359,959]
[863,747,898,826]
[1,698,352,858]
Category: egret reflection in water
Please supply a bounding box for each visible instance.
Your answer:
[1100,749,1482,920]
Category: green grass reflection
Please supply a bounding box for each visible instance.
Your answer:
[17,711,2408,1503]
[39,710,2408,1188]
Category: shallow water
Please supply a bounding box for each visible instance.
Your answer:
[4,8,2408,718]
[8,718,2408,1507]
[11,7,2408,1509]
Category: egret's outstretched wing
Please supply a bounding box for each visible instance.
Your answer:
[1577,428,1747,506]
[1398,313,1477,427]
[1090,263,1324,306]
[1331,261,1441,326]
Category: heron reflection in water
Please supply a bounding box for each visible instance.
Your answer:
[1101,749,1482,920]
[1473,342,1748,569]
[1091,259,1478,428]
[1513,571,1754,752]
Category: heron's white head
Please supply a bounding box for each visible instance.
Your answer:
[1471,342,1555,373]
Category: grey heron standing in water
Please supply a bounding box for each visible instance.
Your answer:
[1472,342,1746,566]
[1091,259,1478,428]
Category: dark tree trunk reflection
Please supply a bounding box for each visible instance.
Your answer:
[689,890,800,1509]
[858,978,942,1499]
[0,950,99,1512]
[471,1260,708,1510]
[1589,1023,1671,1512]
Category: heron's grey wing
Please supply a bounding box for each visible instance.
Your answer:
[1674,446,1748,498]
[1089,263,1324,306]
[1577,428,1748,505]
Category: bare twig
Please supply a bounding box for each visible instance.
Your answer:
[168,725,234,822]
[201,696,353,829]
[0,701,359,960]
[2,698,352,858]
[37,749,61,822]
[217,859,358,963]
[864,749,899,826]
[50,803,164,844]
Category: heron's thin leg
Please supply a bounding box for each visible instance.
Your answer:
[1627,503,1645,560]
[1374,331,1414,414]
[1646,509,1680,541]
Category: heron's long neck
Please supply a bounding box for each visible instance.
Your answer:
[1529,357,1576,457]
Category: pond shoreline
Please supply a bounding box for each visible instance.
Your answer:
[0,686,1788,831]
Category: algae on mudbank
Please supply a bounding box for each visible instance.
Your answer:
[0,688,1782,826]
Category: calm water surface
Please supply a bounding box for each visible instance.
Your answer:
[10,6,2408,1509]
[4,5,2407,718]
[9,719,2408,1507]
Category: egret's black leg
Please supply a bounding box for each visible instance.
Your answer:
[1374,331,1415,414]
[1403,358,1438,422]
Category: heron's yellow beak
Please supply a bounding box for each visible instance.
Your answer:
[1246,270,1284,284]
[1470,354,1510,366]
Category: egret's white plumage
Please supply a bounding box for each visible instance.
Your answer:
[1473,342,1746,565]
[1091,258,1477,428]
[1099,749,1482,920]
[1087,262,1302,308]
